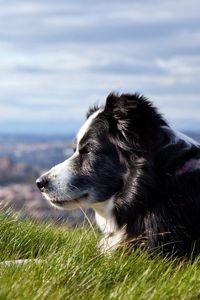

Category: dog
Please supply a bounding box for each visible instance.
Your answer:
[36,93,200,256]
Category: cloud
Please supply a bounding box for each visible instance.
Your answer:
[0,0,200,133]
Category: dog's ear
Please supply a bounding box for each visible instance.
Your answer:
[104,93,141,130]
[104,93,165,152]
[86,105,99,119]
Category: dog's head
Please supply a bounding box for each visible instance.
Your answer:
[36,93,166,209]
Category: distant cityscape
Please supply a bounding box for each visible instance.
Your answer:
[0,133,87,226]
[0,131,200,226]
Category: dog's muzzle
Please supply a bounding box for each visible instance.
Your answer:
[36,175,48,192]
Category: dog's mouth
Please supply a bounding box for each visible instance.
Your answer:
[48,193,89,206]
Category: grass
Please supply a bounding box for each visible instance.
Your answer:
[0,215,200,300]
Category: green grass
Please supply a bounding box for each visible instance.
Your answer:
[0,215,200,300]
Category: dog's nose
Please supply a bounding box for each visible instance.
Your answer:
[36,176,48,191]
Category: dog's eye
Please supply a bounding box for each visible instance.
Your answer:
[79,147,91,155]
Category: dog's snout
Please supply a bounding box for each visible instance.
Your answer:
[36,176,48,191]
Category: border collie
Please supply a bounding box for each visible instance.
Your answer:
[36,93,200,256]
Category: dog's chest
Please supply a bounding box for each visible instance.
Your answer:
[95,210,117,234]
[92,199,126,252]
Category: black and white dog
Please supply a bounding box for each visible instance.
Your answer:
[36,93,200,256]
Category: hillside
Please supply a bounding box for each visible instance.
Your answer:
[0,215,200,300]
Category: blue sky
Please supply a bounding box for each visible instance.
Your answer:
[0,0,200,134]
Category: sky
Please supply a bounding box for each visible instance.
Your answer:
[0,0,200,134]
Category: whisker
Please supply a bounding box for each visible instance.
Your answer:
[77,205,97,238]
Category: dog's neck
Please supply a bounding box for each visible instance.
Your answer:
[176,158,200,176]
[92,198,127,253]
[92,197,117,234]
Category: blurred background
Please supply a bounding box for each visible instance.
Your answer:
[0,0,200,225]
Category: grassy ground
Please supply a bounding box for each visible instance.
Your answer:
[0,215,200,300]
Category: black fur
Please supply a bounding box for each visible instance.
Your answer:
[86,105,99,119]
[89,93,200,257]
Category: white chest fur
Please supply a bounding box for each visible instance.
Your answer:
[92,199,126,253]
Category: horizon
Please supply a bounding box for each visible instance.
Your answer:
[1,112,200,136]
